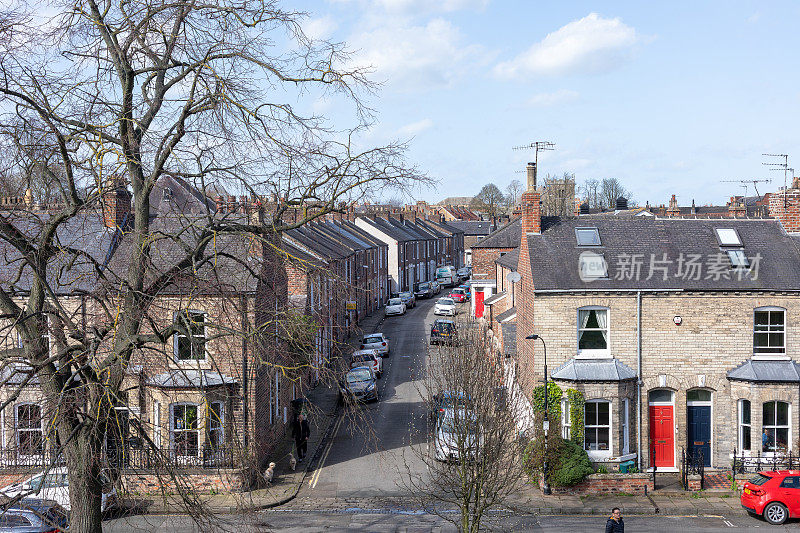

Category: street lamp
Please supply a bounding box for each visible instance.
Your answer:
[526,333,551,495]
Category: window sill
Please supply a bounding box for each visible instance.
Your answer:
[751,355,790,361]
[587,449,613,460]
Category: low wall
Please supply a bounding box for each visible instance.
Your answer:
[120,469,242,495]
[540,473,654,495]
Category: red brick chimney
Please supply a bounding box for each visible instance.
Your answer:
[516,163,541,397]
[728,196,747,218]
[666,194,680,217]
[102,176,132,229]
[769,182,800,232]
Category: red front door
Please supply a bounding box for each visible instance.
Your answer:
[649,405,674,468]
[474,290,484,318]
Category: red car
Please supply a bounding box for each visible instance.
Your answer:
[741,470,800,524]
[448,288,467,303]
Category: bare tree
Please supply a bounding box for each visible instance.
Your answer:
[0,1,423,531]
[470,184,505,220]
[581,178,600,209]
[541,172,576,216]
[600,178,632,210]
[504,179,523,212]
[401,322,523,533]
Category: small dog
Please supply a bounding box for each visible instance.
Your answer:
[264,462,276,485]
[289,452,297,471]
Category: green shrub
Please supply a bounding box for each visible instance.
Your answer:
[523,436,594,487]
[596,464,608,474]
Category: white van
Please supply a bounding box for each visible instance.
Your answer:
[436,266,457,287]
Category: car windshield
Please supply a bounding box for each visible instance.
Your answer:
[749,474,772,486]
[400,292,412,298]
[347,369,372,383]
[452,289,464,294]
[388,298,403,306]
[434,322,454,331]
[352,354,374,363]
[438,298,454,305]
[439,414,477,434]
[418,283,429,290]
[364,335,383,344]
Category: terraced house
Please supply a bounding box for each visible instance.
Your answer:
[513,176,800,475]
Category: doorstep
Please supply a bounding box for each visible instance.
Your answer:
[647,467,679,473]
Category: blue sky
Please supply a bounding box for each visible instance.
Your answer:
[299,0,800,205]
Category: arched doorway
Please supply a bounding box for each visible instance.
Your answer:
[649,389,675,468]
[687,389,712,467]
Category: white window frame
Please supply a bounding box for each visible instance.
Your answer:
[173,310,207,362]
[622,398,630,455]
[762,400,791,454]
[576,306,611,359]
[15,403,44,459]
[170,402,200,458]
[753,307,787,360]
[153,400,162,448]
[561,398,571,440]
[584,399,612,459]
[738,399,751,453]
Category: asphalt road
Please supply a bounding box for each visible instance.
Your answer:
[301,296,440,498]
[105,511,800,532]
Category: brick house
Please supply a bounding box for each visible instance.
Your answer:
[447,220,495,266]
[512,176,800,474]
[355,215,426,293]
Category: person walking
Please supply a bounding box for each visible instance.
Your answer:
[292,412,311,463]
[605,507,624,533]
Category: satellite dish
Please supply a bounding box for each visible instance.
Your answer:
[506,271,522,283]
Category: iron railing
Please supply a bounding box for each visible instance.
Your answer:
[0,447,66,469]
[105,443,239,469]
[732,448,797,474]
[681,447,705,490]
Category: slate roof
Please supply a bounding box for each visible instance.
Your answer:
[148,369,238,388]
[150,175,216,216]
[357,216,416,242]
[502,321,516,356]
[527,216,800,291]
[484,291,506,305]
[726,360,800,383]
[551,358,637,381]
[496,248,519,270]
[472,218,520,249]
[496,306,516,322]
[448,220,495,236]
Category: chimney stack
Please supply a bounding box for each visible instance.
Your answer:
[769,182,800,232]
[666,194,680,217]
[526,162,537,190]
[102,176,132,230]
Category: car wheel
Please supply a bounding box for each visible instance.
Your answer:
[764,502,788,525]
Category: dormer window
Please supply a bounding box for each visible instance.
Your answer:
[575,227,601,246]
[715,228,742,247]
[163,187,173,202]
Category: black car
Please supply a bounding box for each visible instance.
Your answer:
[339,366,379,403]
[0,498,69,532]
[430,319,457,345]
[414,281,433,299]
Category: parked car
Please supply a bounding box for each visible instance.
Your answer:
[433,408,479,463]
[448,288,467,303]
[361,332,390,356]
[431,390,471,420]
[384,297,406,317]
[429,319,457,345]
[414,282,433,300]
[458,283,471,300]
[741,470,800,524]
[436,266,457,287]
[430,280,441,294]
[434,297,457,316]
[1,468,117,512]
[456,267,470,281]
[339,366,379,403]
[398,291,416,309]
[0,499,69,532]
[350,349,383,378]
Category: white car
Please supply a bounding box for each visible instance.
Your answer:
[350,349,383,378]
[361,332,390,356]
[434,408,479,462]
[385,297,406,317]
[2,467,118,512]
[434,297,457,316]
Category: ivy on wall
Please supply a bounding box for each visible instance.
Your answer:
[566,388,585,446]
[532,382,562,431]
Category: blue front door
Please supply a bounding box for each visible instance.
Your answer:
[687,405,711,467]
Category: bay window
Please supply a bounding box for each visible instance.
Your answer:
[585,400,611,453]
[738,399,751,452]
[762,401,790,452]
[171,403,199,456]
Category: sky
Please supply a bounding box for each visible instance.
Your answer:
[298,0,800,206]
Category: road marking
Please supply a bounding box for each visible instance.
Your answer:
[309,415,343,488]
[722,519,735,527]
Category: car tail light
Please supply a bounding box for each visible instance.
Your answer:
[382,342,386,346]
[360,344,365,349]
[432,329,438,333]
[747,487,765,496]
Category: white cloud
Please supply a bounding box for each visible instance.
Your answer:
[304,16,338,41]
[349,18,491,91]
[376,0,488,14]
[398,118,434,136]
[746,12,761,24]
[526,89,579,107]
[494,13,640,79]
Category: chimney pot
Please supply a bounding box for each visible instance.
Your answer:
[526,162,537,190]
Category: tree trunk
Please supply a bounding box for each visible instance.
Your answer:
[65,433,104,533]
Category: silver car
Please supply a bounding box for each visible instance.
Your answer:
[361,333,390,356]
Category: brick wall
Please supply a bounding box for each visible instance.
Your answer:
[540,473,653,495]
[121,469,241,494]
[769,188,800,232]
[471,247,514,280]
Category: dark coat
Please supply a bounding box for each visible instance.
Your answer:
[605,517,624,533]
[292,418,310,442]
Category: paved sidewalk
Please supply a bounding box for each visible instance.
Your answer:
[130,311,387,515]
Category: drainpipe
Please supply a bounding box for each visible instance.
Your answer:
[241,295,249,451]
[637,290,643,471]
